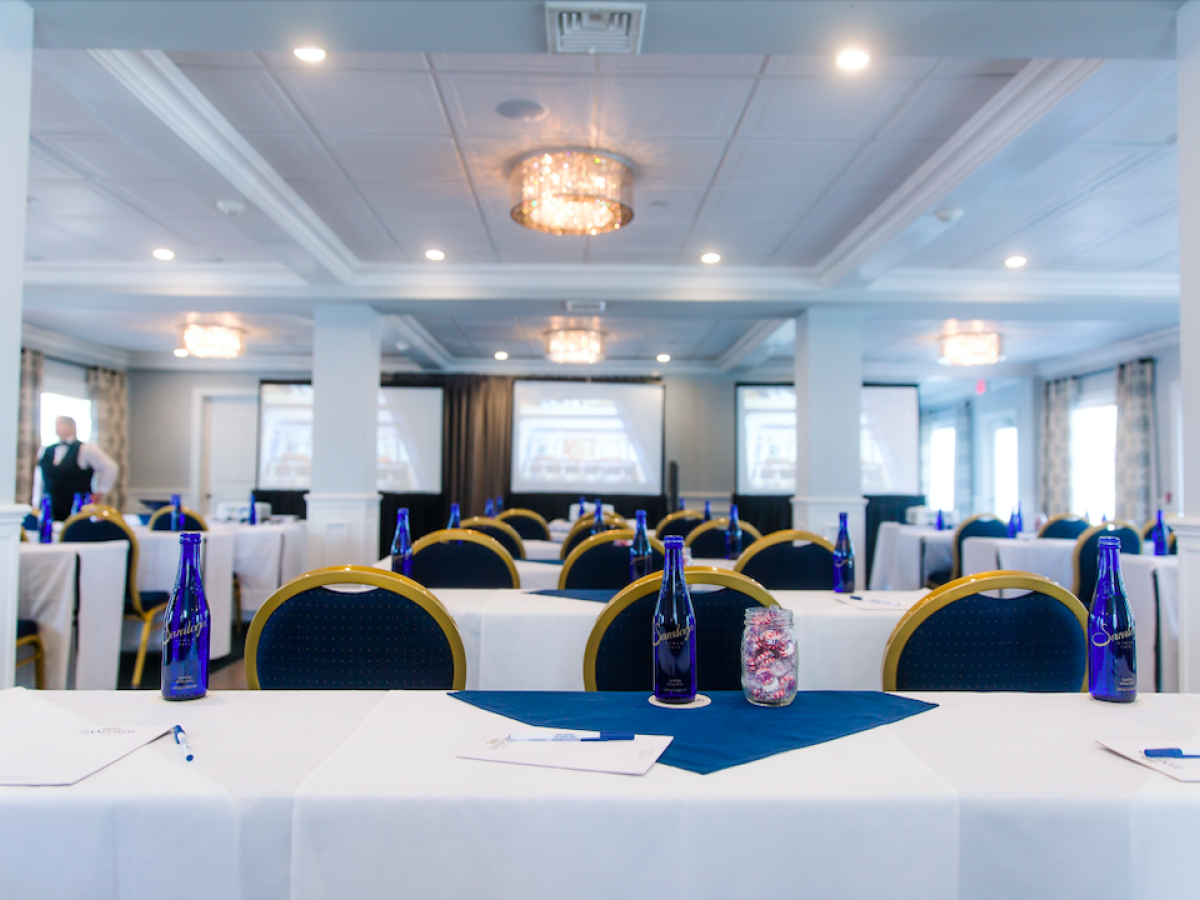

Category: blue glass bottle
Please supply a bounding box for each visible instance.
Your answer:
[484,498,495,518]
[1151,510,1169,557]
[38,495,53,543]
[653,535,696,704]
[578,495,587,519]
[248,490,257,526]
[390,508,413,577]
[447,502,461,529]
[935,509,945,531]
[678,498,686,511]
[630,510,653,582]
[495,496,504,514]
[724,503,743,560]
[833,512,855,593]
[70,492,84,517]
[1016,502,1024,535]
[170,493,183,531]
[703,500,712,522]
[161,533,210,701]
[591,498,605,536]
[1088,535,1136,702]
[1007,508,1019,539]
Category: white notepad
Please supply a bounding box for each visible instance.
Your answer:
[1097,740,1200,783]
[834,593,907,611]
[459,726,673,776]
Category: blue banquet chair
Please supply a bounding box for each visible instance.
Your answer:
[246,566,465,689]
[559,513,627,560]
[882,571,1088,692]
[1037,514,1091,541]
[559,530,666,590]
[496,508,552,541]
[733,529,836,590]
[1073,522,1142,608]
[15,619,45,689]
[410,528,519,589]
[148,506,208,531]
[60,507,167,688]
[461,515,526,560]
[583,567,775,691]
[654,510,703,541]
[683,518,763,559]
[925,513,1009,588]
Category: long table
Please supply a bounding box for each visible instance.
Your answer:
[870,522,954,590]
[5,688,1199,900]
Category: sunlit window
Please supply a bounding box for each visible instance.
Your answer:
[39,393,93,448]
[993,425,1018,519]
[1070,405,1117,521]
[929,426,956,513]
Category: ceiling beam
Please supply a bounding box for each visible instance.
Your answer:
[385,315,454,370]
[716,319,790,371]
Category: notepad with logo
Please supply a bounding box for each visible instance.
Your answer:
[1097,739,1200,782]
[459,725,672,776]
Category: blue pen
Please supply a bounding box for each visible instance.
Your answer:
[173,724,194,762]
[508,732,635,742]
[1144,748,1200,759]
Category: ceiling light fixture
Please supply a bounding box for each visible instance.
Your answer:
[511,149,633,236]
[152,248,175,261]
[545,329,605,364]
[294,47,326,62]
[837,48,870,70]
[425,249,446,261]
[656,353,671,363]
[494,351,509,361]
[1005,255,1027,268]
[173,348,188,358]
[700,252,721,264]
[182,324,243,359]
[939,332,1004,367]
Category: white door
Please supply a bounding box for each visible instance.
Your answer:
[200,395,258,515]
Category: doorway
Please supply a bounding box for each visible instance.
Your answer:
[199,394,258,515]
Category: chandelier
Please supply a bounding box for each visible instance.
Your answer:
[939,332,1003,366]
[511,150,633,236]
[545,329,605,364]
[182,324,243,359]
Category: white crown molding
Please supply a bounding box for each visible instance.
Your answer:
[24,261,305,289]
[21,322,132,370]
[869,267,1180,299]
[817,58,1108,287]
[88,49,359,285]
[385,315,455,370]
[1036,325,1180,380]
[716,319,790,371]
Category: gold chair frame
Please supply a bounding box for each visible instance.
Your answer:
[559,529,667,590]
[147,506,209,531]
[496,507,552,540]
[733,529,834,573]
[1037,513,1090,539]
[560,514,628,559]
[583,566,775,691]
[245,565,466,690]
[683,518,764,554]
[15,632,45,689]
[460,515,527,559]
[882,570,1088,692]
[1072,520,1142,599]
[653,509,702,535]
[949,513,1006,581]
[412,528,520,588]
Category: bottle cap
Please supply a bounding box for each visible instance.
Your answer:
[178,532,201,545]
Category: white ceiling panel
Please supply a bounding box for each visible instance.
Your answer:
[430,54,596,74]
[1060,214,1180,269]
[26,148,81,180]
[764,56,932,78]
[118,180,221,219]
[359,179,480,218]
[702,186,817,219]
[717,140,851,186]
[492,231,589,264]
[42,136,174,181]
[30,72,106,134]
[54,216,213,261]
[286,178,399,258]
[876,75,1011,140]
[596,76,755,140]
[274,69,450,135]
[928,59,1029,76]
[436,71,594,138]
[261,51,429,71]
[242,131,340,180]
[167,51,264,69]
[614,139,726,185]
[323,136,465,182]
[584,215,692,250]
[24,215,118,261]
[26,181,131,218]
[631,184,707,220]
[1046,191,1177,233]
[769,183,899,263]
[596,55,764,76]
[164,216,277,262]
[1083,77,1177,144]
[1102,147,1178,193]
[176,66,307,132]
[1010,143,1143,194]
[375,213,494,257]
[741,77,915,140]
[584,246,679,264]
[836,139,944,186]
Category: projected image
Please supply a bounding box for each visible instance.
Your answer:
[860,386,920,495]
[511,381,664,495]
[739,387,797,494]
[259,384,314,489]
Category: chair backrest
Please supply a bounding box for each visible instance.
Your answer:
[148,507,208,531]
[951,514,1009,579]
[1073,522,1142,606]
[1140,515,1176,540]
[1170,532,1178,555]
[654,510,703,540]
[246,565,466,689]
[882,571,1088,692]
[60,508,141,606]
[1038,514,1091,541]
[583,566,775,691]
[410,528,519,589]
[683,518,764,559]
[461,516,526,559]
[496,508,551,540]
[559,530,667,590]
[734,530,836,590]
[560,513,627,559]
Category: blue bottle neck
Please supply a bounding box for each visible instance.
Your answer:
[1094,544,1127,606]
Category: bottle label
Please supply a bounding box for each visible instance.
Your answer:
[653,623,692,646]
[1091,622,1134,649]
[165,619,208,643]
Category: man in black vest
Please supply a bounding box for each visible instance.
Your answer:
[34,416,119,520]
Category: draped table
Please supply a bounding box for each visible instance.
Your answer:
[5,687,1200,900]
[207,520,307,619]
[869,523,954,590]
[17,542,128,689]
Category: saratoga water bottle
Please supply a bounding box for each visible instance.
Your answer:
[725,504,743,560]
[1007,508,1019,539]
[591,498,605,536]
[630,509,653,582]
[390,508,413,578]
[70,492,84,517]
[38,495,53,543]
[1089,535,1137,702]
[161,533,210,701]
[653,536,697,704]
[935,509,945,531]
[833,512,855,593]
[1016,502,1024,534]
[248,491,257,525]
[1151,510,1169,556]
[484,498,495,518]
[170,493,183,531]
[495,496,504,514]
[447,502,461,529]
[578,495,587,519]
[703,500,712,522]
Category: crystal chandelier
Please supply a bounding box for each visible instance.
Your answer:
[939,332,1003,366]
[545,329,605,364]
[511,150,633,236]
[182,324,243,359]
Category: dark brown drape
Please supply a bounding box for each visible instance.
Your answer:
[443,375,514,518]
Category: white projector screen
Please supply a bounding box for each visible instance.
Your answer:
[735,384,920,495]
[510,380,664,495]
[257,384,443,493]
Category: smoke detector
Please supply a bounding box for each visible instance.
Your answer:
[217,199,247,216]
[546,3,645,54]
[565,300,606,313]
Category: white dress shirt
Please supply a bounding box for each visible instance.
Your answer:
[32,442,119,506]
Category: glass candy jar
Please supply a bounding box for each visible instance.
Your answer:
[742,607,798,707]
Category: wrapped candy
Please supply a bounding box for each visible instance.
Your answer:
[741,606,798,707]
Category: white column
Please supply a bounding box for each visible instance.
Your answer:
[0,2,32,689]
[792,308,866,589]
[305,305,381,567]
[1176,0,1200,691]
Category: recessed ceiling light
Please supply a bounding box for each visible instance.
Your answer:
[152,248,175,261]
[700,252,721,264]
[837,48,870,70]
[656,353,671,363]
[425,249,446,261]
[1005,255,1027,269]
[294,47,326,62]
[173,348,188,358]
[494,351,509,361]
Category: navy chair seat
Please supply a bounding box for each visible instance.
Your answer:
[17,618,37,639]
[735,533,835,590]
[411,532,517,589]
[562,541,665,590]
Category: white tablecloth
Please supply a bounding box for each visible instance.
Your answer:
[961,536,1078,588]
[8,688,1200,900]
[522,539,560,560]
[17,542,128,689]
[1120,555,1179,693]
[208,521,307,618]
[869,523,954,590]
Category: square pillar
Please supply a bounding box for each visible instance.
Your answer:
[791,308,867,589]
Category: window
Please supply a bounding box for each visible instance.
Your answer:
[928,426,956,512]
[1070,405,1117,521]
[993,425,1019,519]
[39,393,93,448]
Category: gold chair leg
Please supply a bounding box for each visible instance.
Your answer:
[232,574,243,635]
[33,639,45,690]
[131,615,153,688]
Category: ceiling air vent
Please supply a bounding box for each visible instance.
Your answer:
[546,3,645,55]
[565,300,606,313]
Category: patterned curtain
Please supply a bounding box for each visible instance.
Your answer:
[86,366,129,512]
[953,399,973,515]
[15,348,43,504]
[1116,359,1156,526]
[1041,376,1076,517]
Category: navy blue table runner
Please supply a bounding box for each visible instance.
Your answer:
[531,588,616,603]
